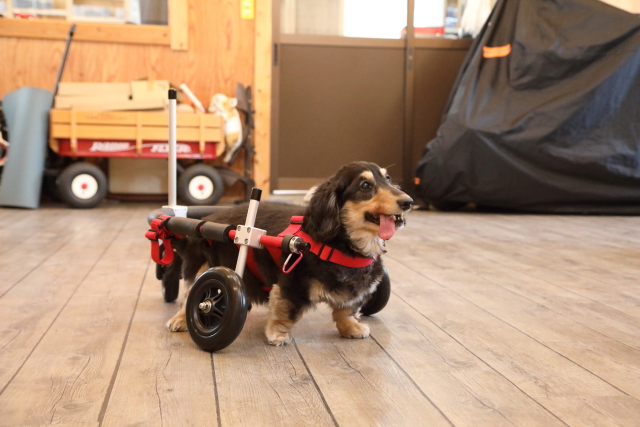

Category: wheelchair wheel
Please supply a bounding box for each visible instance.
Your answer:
[360,266,391,316]
[157,244,181,302]
[185,266,248,352]
[162,267,180,303]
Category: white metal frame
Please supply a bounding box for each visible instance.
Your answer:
[165,89,263,277]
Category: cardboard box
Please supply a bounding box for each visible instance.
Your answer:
[57,82,131,97]
[131,80,170,101]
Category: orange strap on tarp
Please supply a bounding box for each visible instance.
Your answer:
[483,44,511,58]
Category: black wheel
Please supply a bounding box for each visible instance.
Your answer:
[162,267,180,302]
[159,247,181,302]
[178,164,224,206]
[57,162,107,208]
[156,243,167,281]
[185,266,248,352]
[360,266,391,316]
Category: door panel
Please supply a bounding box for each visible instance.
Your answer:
[277,44,405,188]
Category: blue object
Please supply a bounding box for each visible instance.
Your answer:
[0,87,53,209]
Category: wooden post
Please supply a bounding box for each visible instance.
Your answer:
[169,0,189,51]
[70,108,77,154]
[199,113,205,156]
[136,112,142,155]
[253,0,272,197]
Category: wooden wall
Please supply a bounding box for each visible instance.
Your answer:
[0,0,257,199]
[0,0,255,108]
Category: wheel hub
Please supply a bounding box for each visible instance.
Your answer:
[188,175,214,200]
[70,173,99,200]
[199,300,213,313]
[195,287,225,326]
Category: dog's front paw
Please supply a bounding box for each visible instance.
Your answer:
[266,326,292,346]
[166,312,187,332]
[338,321,370,339]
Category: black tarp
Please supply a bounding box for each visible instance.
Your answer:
[415,0,640,213]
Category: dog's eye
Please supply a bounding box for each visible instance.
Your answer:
[385,175,391,182]
[360,181,371,191]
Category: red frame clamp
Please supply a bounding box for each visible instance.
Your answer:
[145,215,180,266]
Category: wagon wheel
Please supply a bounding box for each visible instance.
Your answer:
[178,164,224,206]
[185,266,248,352]
[57,162,108,209]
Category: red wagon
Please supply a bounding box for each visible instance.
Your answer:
[49,109,226,208]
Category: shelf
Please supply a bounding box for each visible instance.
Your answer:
[71,15,126,23]
[0,0,186,51]
[12,7,67,16]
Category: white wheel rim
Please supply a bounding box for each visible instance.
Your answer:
[188,175,214,200]
[71,174,99,200]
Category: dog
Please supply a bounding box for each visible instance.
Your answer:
[167,162,413,345]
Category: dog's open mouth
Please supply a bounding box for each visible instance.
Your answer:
[365,213,402,240]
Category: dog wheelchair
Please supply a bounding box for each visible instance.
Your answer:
[147,90,391,352]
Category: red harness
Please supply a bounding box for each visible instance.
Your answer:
[245,216,376,291]
[147,215,376,292]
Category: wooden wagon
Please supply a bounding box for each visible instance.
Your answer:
[48,109,227,208]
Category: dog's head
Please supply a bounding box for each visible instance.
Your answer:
[305,162,413,257]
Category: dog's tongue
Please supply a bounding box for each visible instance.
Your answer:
[378,215,396,240]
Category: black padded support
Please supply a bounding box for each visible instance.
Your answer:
[163,217,233,243]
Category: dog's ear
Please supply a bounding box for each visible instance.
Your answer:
[304,178,345,242]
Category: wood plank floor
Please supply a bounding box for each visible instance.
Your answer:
[0,203,638,427]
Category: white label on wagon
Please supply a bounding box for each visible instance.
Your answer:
[89,142,132,152]
[150,143,192,154]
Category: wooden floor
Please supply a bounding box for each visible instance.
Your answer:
[0,203,639,427]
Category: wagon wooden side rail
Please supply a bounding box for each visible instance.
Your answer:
[50,109,224,159]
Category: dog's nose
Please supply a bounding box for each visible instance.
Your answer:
[398,198,413,211]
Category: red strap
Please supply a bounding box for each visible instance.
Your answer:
[295,229,376,268]
[145,215,180,266]
[271,216,376,269]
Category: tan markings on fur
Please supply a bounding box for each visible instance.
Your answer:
[309,279,353,308]
[333,307,370,339]
[310,279,379,309]
[167,263,208,332]
[265,285,301,346]
[380,167,387,177]
[341,200,386,257]
[341,184,407,257]
[361,171,374,182]
[372,187,403,214]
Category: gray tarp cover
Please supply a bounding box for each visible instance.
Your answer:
[415,0,640,213]
[0,87,53,209]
